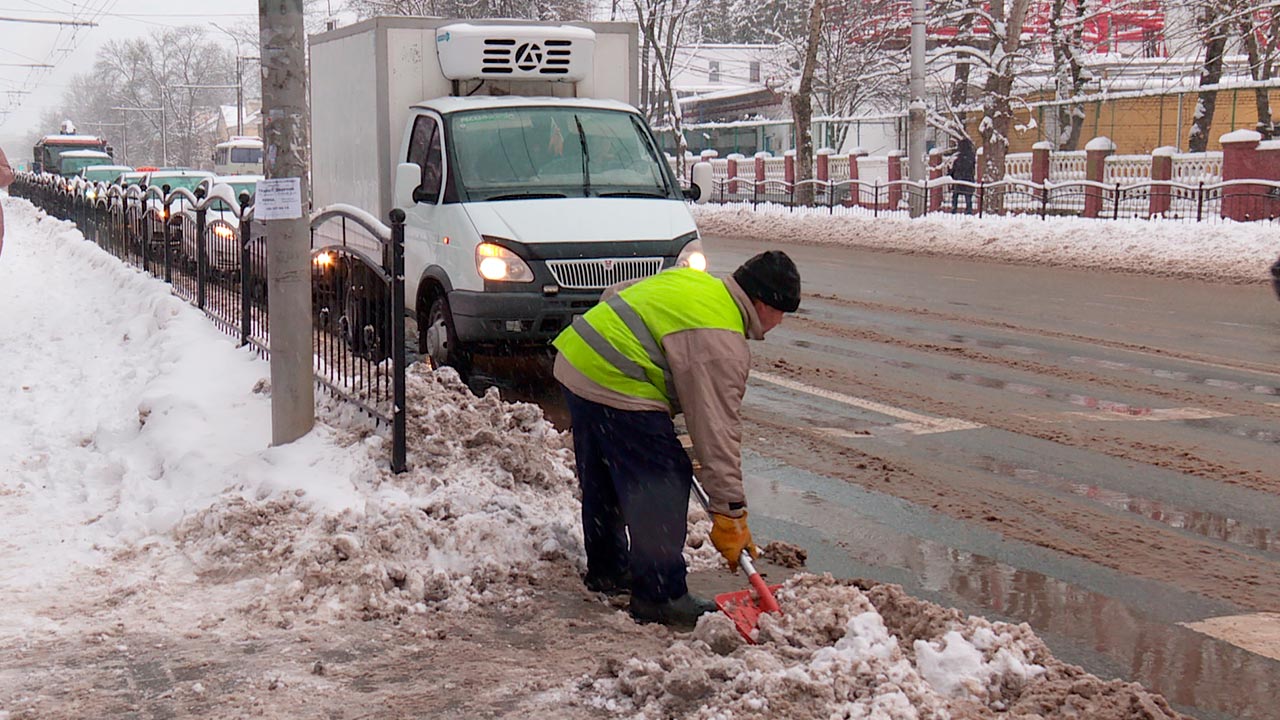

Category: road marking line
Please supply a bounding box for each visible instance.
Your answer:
[1057,407,1231,422]
[752,371,984,435]
[1180,613,1280,662]
[1213,321,1268,329]
[938,275,978,282]
[1103,294,1151,302]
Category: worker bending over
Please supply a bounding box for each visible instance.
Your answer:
[553,251,802,627]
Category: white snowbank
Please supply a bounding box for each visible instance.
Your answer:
[694,203,1278,283]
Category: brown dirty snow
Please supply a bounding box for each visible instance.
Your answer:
[760,540,808,569]
[573,574,1188,720]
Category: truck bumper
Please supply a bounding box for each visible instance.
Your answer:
[449,289,602,345]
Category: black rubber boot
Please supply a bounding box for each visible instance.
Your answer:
[629,593,718,629]
[583,572,632,597]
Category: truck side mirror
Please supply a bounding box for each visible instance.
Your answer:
[690,161,713,205]
[394,162,422,208]
[682,185,701,201]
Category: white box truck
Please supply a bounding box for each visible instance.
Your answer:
[310,17,709,374]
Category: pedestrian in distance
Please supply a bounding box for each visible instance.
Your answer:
[949,137,977,215]
[553,251,802,628]
[0,145,14,257]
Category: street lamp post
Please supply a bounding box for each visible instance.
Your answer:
[112,103,167,166]
[81,120,128,164]
[211,23,256,136]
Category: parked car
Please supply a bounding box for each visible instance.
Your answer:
[178,175,261,272]
[80,165,133,202]
[116,171,147,187]
[143,169,214,236]
[81,164,133,184]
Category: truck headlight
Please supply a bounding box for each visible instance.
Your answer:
[676,238,707,271]
[476,242,534,282]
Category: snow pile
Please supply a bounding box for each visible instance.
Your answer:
[694,203,1279,283]
[172,366,721,620]
[579,575,1186,719]
[173,366,585,619]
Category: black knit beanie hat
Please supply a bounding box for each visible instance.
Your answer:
[732,250,801,313]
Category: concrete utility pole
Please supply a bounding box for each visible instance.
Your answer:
[260,0,314,445]
[908,0,927,217]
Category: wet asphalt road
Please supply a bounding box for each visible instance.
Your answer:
[496,237,1280,720]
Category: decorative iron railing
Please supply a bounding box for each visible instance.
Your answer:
[10,172,407,472]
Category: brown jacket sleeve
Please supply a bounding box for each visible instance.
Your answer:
[663,327,750,517]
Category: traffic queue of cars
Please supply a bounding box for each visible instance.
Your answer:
[49,161,260,277]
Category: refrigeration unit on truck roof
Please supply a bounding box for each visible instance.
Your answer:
[434,23,595,82]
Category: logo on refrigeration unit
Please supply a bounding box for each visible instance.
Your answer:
[514,42,543,71]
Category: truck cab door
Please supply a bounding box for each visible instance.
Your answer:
[400,112,465,314]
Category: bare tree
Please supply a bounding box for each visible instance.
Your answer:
[49,28,235,168]
[1240,6,1279,138]
[977,0,1033,186]
[1187,2,1231,153]
[633,0,701,175]
[790,0,823,205]
[345,0,590,20]
[1049,0,1090,149]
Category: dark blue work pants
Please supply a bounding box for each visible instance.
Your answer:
[562,386,692,603]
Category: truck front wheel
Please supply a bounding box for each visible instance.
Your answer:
[423,293,471,377]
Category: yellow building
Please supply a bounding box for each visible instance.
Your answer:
[966,89,1280,154]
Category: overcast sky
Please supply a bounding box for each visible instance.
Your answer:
[0,0,276,151]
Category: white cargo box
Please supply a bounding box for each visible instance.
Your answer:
[310,16,638,217]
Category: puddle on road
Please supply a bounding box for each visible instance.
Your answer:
[746,467,1280,720]
[971,456,1280,555]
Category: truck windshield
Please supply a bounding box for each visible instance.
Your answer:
[448,107,676,201]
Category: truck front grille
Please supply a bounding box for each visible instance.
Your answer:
[546,257,663,290]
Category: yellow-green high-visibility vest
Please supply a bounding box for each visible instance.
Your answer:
[553,268,745,406]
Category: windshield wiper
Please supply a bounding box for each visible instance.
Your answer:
[574,114,591,197]
[484,192,568,201]
[598,190,669,199]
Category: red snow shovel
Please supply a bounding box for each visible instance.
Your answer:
[691,475,782,643]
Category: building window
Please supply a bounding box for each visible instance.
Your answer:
[750,61,760,83]
[708,61,720,83]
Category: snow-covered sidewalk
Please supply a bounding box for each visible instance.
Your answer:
[0,196,1188,718]
[695,203,1280,284]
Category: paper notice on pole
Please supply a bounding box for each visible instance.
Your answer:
[255,177,303,220]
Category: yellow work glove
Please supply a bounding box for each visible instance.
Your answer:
[709,512,759,573]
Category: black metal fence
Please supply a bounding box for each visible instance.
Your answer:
[703,176,1280,224]
[11,172,406,472]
